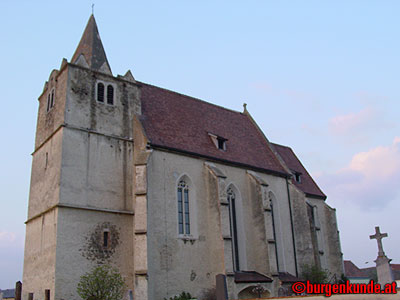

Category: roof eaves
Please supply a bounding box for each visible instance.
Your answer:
[149,143,290,178]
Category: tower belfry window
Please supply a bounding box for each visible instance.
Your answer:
[107,85,114,105]
[97,82,104,102]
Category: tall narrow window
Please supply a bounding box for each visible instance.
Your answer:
[97,82,104,102]
[177,180,190,235]
[46,94,51,112]
[227,187,240,271]
[103,230,109,247]
[270,198,279,271]
[107,85,114,105]
[50,89,55,108]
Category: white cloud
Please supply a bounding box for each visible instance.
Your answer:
[0,231,16,243]
[328,107,393,144]
[329,107,376,135]
[317,137,400,210]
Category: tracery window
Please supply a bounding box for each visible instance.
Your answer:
[177,180,190,235]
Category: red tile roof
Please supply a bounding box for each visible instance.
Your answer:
[271,143,326,199]
[391,264,400,271]
[138,82,288,176]
[344,260,400,280]
[343,260,370,278]
[234,271,272,283]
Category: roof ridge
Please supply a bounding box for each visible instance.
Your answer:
[137,81,245,116]
[271,142,291,149]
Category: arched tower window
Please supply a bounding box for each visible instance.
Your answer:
[177,180,190,235]
[107,85,114,105]
[227,187,240,271]
[97,82,104,102]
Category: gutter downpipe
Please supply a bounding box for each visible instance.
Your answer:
[286,178,299,277]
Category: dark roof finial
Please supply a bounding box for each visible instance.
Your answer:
[243,103,248,113]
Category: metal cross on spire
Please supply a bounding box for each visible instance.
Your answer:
[369,226,388,257]
[92,3,95,15]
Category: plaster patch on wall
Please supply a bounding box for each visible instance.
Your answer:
[80,222,120,263]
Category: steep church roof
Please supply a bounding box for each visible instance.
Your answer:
[71,15,112,73]
[271,143,326,199]
[139,82,288,176]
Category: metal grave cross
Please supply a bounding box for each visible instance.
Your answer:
[369,226,388,257]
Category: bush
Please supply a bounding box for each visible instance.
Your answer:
[77,264,126,300]
[164,292,193,300]
[301,264,329,284]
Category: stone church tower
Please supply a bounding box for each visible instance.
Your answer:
[23,15,343,300]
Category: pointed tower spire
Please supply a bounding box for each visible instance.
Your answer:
[71,15,112,74]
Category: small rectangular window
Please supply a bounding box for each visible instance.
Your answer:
[103,231,109,247]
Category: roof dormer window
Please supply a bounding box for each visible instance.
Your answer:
[208,133,227,151]
[217,137,226,150]
[292,171,302,183]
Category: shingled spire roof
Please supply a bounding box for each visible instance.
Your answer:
[71,15,112,74]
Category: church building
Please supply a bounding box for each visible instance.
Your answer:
[22,15,343,300]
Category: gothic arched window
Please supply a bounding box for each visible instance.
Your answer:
[227,187,240,271]
[107,85,114,105]
[177,180,190,235]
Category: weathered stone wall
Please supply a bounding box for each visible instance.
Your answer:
[35,67,68,148]
[288,183,316,275]
[65,64,140,139]
[23,63,140,300]
[22,208,58,300]
[27,129,63,219]
[146,150,297,300]
[59,127,133,211]
[323,204,344,278]
[307,196,344,279]
[54,208,134,300]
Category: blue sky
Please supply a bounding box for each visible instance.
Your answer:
[1,1,399,288]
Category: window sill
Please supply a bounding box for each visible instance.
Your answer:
[178,235,197,244]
